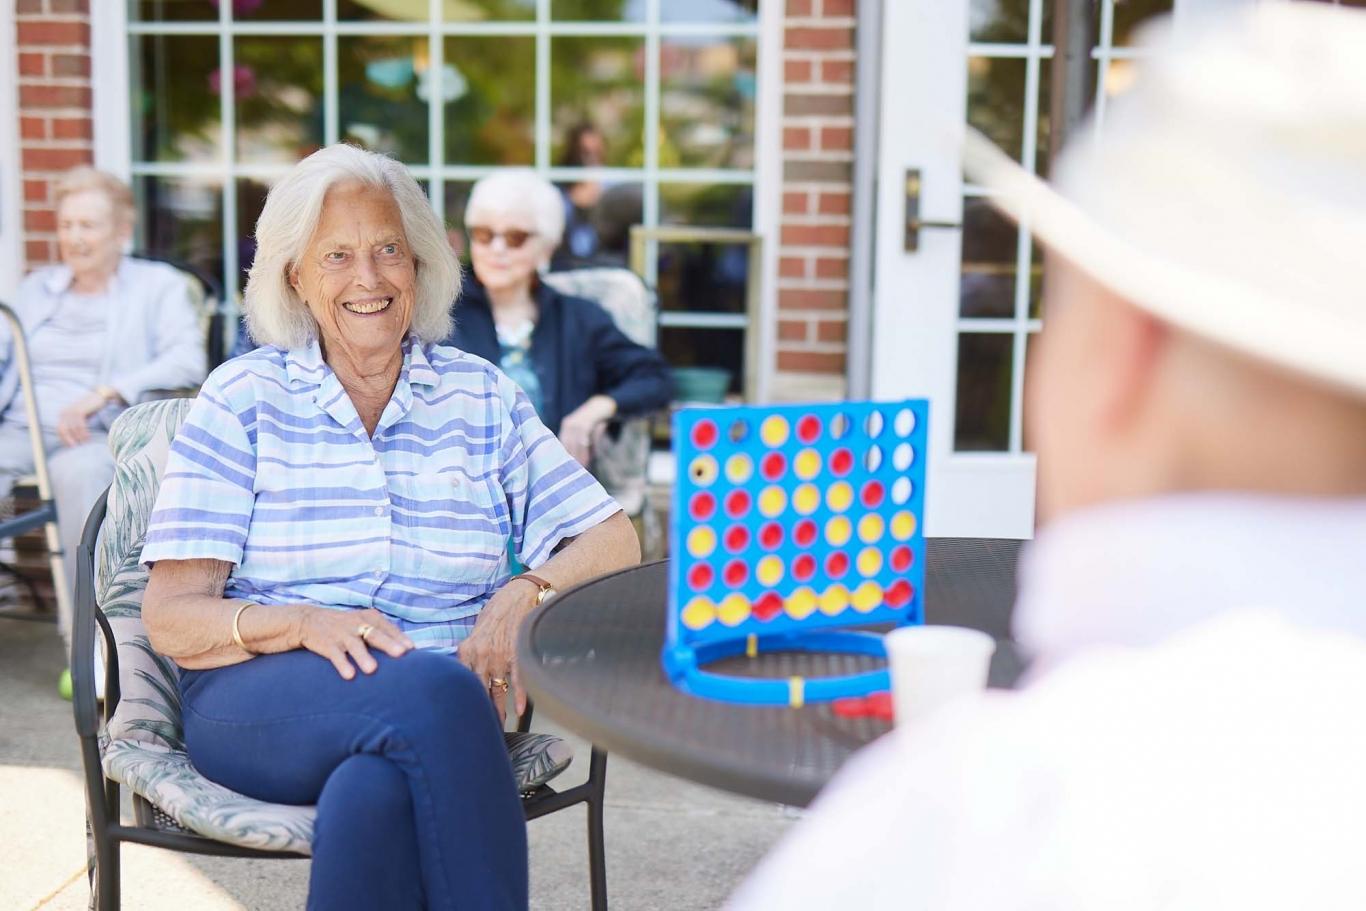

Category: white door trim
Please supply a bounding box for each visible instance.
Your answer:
[0,3,22,291]
[90,1,131,182]
[752,0,785,405]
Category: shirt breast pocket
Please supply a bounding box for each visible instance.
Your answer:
[392,472,510,585]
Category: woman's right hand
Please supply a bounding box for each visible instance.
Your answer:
[294,606,414,680]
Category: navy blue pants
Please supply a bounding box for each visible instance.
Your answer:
[180,649,528,910]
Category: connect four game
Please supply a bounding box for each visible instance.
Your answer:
[664,400,929,706]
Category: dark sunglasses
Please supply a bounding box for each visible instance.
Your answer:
[468,226,535,249]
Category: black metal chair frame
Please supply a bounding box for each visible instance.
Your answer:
[73,488,609,910]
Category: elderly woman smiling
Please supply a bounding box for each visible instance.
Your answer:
[140,145,638,911]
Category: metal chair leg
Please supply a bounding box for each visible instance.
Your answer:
[586,747,608,911]
[89,815,120,911]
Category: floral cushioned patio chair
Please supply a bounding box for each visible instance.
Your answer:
[71,398,610,910]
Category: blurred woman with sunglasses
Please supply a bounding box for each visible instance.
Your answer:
[446,170,670,466]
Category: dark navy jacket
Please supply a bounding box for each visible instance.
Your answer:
[445,278,671,436]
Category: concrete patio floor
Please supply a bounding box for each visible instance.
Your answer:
[1,613,794,910]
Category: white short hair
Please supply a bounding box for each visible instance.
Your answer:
[465,169,565,252]
[244,144,459,349]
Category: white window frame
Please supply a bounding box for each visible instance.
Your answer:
[0,4,22,296]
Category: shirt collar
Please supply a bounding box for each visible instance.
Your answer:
[41,257,129,296]
[283,333,439,389]
[1013,492,1366,671]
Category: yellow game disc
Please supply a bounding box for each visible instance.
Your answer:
[858,514,885,543]
[718,593,751,627]
[825,515,852,547]
[686,526,717,558]
[760,414,790,447]
[756,555,785,587]
[688,455,719,487]
[857,546,883,576]
[793,448,822,480]
[758,485,787,517]
[681,597,716,630]
[818,584,850,616]
[890,511,917,540]
[724,453,754,484]
[785,587,818,620]
[852,581,883,612]
[792,483,820,515]
[825,481,853,512]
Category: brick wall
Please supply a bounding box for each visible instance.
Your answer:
[774,0,855,400]
[15,0,94,268]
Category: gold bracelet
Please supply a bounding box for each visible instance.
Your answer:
[231,602,257,654]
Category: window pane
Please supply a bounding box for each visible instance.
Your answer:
[134,176,224,291]
[959,197,1016,319]
[660,36,756,169]
[338,0,424,21]
[552,180,642,270]
[444,180,476,259]
[132,35,221,162]
[444,37,535,165]
[659,183,753,229]
[234,36,324,163]
[969,0,1051,44]
[661,0,758,23]
[1028,237,1045,319]
[551,37,645,167]
[657,242,749,315]
[551,0,643,22]
[967,55,1026,167]
[236,178,273,286]
[954,333,1014,452]
[444,0,536,20]
[660,326,744,399]
[232,0,322,20]
[1035,57,1051,176]
[338,36,430,164]
[132,0,215,21]
[1111,0,1173,47]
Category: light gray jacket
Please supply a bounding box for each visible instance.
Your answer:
[0,257,207,423]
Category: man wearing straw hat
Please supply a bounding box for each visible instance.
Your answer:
[730,4,1366,907]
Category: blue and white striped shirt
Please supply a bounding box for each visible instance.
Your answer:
[141,335,621,653]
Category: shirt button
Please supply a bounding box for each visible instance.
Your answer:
[374,505,385,516]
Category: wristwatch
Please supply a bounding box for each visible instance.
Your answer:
[95,384,121,404]
[510,572,558,605]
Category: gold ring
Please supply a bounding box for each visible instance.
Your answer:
[489,677,509,691]
[357,623,375,641]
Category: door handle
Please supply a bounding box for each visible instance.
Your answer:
[904,168,961,252]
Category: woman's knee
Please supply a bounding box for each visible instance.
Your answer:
[374,650,493,722]
[318,754,410,821]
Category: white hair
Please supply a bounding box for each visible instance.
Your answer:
[465,169,565,257]
[244,144,459,349]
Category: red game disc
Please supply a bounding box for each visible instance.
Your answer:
[760,451,786,480]
[829,448,854,476]
[691,419,718,449]
[860,480,885,508]
[723,559,749,587]
[796,414,822,444]
[794,519,817,547]
[724,489,751,518]
[885,579,914,607]
[689,491,716,521]
[753,591,784,621]
[687,562,713,590]
[724,524,750,552]
[825,551,849,578]
[759,522,784,550]
[792,553,816,582]
[890,545,914,572]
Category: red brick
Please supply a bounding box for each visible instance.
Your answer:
[778,350,846,373]
[779,256,806,279]
[21,146,91,170]
[781,224,849,247]
[51,53,90,78]
[23,180,49,204]
[823,0,856,16]
[780,288,847,310]
[815,257,848,279]
[20,116,47,140]
[25,239,54,265]
[52,117,92,140]
[818,191,851,215]
[822,59,854,83]
[783,127,811,151]
[783,191,808,215]
[50,0,91,12]
[16,21,90,46]
[778,319,808,342]
[25,209,57,232]
[784,58,813,83]
[785,27,854,51]
[787,0,814,14]
[821,126,853,151]
[19,84,91,108]
[816,320,847,342]
[18,52,47,77]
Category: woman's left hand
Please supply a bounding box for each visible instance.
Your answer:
[457,581,541,725]
[558,395,616,466]
[56,389,111,447]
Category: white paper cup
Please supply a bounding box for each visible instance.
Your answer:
[884,625,997,725]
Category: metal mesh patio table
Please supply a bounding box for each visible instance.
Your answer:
[517,538,1025,807]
